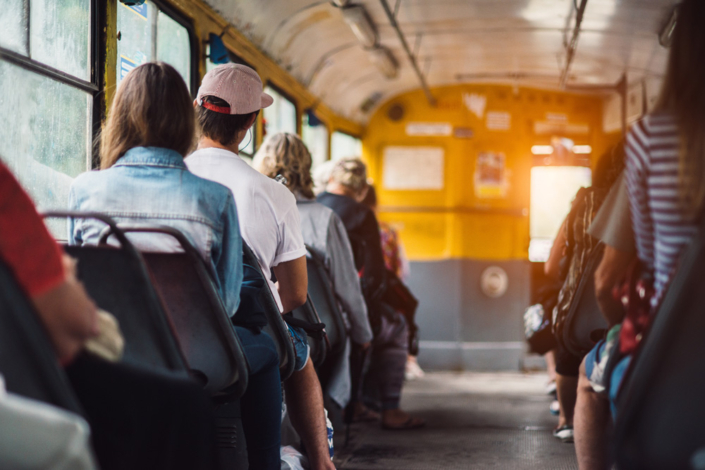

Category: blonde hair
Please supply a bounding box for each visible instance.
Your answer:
[329,157,368,194]
[655,0,705,218]
[253,133,315,198]
[100,62,194,169]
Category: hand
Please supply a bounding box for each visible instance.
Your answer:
[31,255,100,365]
[358,341,371,350]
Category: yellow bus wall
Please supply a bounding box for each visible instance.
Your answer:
[363,84,614,262]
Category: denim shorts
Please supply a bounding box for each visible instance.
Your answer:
[585,339,631,419]
[287,324,310,372]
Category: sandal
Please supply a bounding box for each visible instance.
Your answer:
[352,406,381,423]
[382,416,426,430]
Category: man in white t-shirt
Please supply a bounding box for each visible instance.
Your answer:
[186,64,334,470]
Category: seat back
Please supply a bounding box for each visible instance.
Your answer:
[291,295,328,367]
[0,260,84,415]
[306,248,348,356]
[563,242,608,356]
[614,228,705,469]
[98,224,250,397]
[242,242,296,380]
[46,212,189,377]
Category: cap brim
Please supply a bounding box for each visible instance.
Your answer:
[261,92,274,109]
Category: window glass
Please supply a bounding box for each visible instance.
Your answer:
[302,113,328,169]
[263,86,297,137]
[331,131,362,161]
[529,166,592,262]
[0,0,28,55]
[30,0,91,80]
[157,10,191,91]
[0,60,92,236]
[117,2,155,86]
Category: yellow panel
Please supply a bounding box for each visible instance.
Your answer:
[364,84,609,262]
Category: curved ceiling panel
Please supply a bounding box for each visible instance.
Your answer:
[203,0,676,123]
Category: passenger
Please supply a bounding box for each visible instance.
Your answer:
[318,158,425,430]
[252,132,374,409]
[545,145,624,444]
[360,185,424,381]
[66,62,281,469]
[186,64,336,470]
[0,160,216,470]
[576,1,705,466]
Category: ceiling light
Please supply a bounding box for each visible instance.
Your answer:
[531,145,553,155]
[573,145,592,154]
[341,5,378,48]
[332,0,350,6]
[369,47,398,79]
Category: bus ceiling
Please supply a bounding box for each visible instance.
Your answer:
[200,0,676,123]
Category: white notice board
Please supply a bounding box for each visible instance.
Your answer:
[382,146,444,190]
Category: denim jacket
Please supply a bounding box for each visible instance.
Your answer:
[68,147,243,316]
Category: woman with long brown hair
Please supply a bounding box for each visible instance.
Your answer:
[69,62,283,469]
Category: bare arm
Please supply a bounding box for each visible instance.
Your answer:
[272,256,308,313]
[545,219,567,280]
[594,245,634,326]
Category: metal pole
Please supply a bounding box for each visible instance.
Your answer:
[378,0,436,106]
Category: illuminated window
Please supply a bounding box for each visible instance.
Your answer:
[529,166,592,262]
[302,112,328,169]
[331,131,362,161]
[263,85,297,137]
[117,1,193,91]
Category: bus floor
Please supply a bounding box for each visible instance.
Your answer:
[333,372,578,470]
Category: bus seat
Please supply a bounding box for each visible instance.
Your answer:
[614,228,705,470]
[0,260,84,415]
[305,247,348,357]
[242,242,296,381]
[291,294,328,368]
[44,212,190,378]
[98,224,250,398]
[563,242,608,356]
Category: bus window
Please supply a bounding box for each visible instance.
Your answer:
[302,112,328,169]
[331,131,362,161]
[0,0,95,237]
[529,166,592,262]
[117,1,193,91]
[263,85,297,137]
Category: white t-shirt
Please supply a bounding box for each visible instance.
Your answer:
[186,147,307,312]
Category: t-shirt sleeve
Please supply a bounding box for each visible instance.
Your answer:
[0,162,65,297]
[272,200,307,266]
[588,173,636,253]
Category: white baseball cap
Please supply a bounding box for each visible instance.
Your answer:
[195,64,273,115]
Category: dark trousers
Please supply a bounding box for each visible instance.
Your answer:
[367,311,409,410]
[234,326,282,470]
[65,354,216,470]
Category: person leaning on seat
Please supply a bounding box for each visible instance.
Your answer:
[67,61,283,469]
[186,64,336,470]
[253,132,374,410]
[0,160,217,470]
[318,157,425,430]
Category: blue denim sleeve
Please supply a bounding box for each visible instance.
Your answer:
[217,195,243,317]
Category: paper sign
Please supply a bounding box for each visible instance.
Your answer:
[406,123,452,137]
[121,3,148,20]
[463,93,486,119]
[486,111,511,131]
[474,151,508,198]
[120,56,137,81]
[383,146,444,190]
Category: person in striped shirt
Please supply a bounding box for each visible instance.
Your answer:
[575,1,705,468]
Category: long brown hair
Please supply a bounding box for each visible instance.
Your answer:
[100,62,194,169]
[655,0,705,218]
[253,133,315,199]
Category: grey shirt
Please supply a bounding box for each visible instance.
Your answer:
[588,173,635,253]
[296,196,373,344]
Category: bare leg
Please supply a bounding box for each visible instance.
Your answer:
[575,360,611,470]
[546,350,557,384]
[284,359,335,470]
[556,373,578,427]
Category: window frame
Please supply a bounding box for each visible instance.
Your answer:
[263,80,300,136]
[0,0,105,167]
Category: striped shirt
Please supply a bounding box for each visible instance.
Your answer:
[626,112,698,298]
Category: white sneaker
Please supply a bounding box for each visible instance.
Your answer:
[552,425,574,443]
[545,381,557,395]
